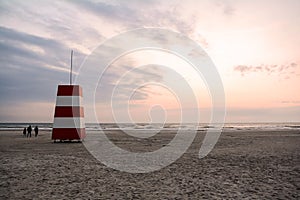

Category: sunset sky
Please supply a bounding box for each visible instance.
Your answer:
[0,0,299,122]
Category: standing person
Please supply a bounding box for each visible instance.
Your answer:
[23,127,26,137]
[34,126,39,137]
[27,125,32,138]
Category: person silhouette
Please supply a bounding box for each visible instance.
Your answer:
[27,125,32,138]
[23,127,26,137]
[34,126,39,137]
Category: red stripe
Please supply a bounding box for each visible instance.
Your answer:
[54,106,84,117]
[57,85,82,96]
[52,128,86,140]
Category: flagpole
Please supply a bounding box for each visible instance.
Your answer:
[70,50,73,85]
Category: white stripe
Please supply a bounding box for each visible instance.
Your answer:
[56,96,83,107]
[53,117,85,128]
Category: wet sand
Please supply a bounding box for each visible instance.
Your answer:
[0,129,299,199]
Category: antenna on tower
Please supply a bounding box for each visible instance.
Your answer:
[70,50,73,85]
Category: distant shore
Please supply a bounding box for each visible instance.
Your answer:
[0,129,299,199]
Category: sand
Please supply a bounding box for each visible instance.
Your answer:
[0,129,299,199]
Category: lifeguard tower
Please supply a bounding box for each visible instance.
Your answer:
[52,51,86,142]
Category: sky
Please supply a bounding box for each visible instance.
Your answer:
[0,0,299,123]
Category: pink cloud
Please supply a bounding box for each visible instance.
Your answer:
[234,62,298,76]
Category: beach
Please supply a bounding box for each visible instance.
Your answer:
[0,129,299,199]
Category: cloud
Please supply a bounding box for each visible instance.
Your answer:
[281,100,300,104]
[0,26,86,66]
[214,0,236,16]
[234,63,298,76]
[71,0,200,38]
[95,63,164,104]
[0,0,105,53]
[72,0,140,25]
[0,26,87,106]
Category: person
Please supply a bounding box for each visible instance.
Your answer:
[34,126,39,137]
[23,127,26,137]
[27,125,32,138]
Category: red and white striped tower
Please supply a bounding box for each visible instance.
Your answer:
[52,85,86,142]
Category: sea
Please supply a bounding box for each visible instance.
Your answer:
[0,122,300,132]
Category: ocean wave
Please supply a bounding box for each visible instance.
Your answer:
[1,122,300,131]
